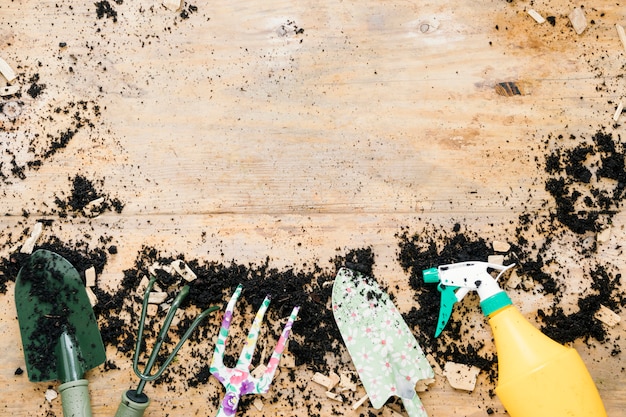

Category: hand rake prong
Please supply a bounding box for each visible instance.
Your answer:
[257,305,300,392]
[210,284,243,372]
[235,295,271,370]
[134,279,219,390]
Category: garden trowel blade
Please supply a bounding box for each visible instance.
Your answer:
[15,249,105,382]
[332,267,433,414]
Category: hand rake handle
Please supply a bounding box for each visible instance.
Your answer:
[114,390,151,417]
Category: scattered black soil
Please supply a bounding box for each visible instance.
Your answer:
[95,1,119,22]
[53,174,125,217]
[26,74,46,99]
[0,98,102,184]
[544,130,626,234]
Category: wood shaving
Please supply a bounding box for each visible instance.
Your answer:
[85,266,96,287]
[487,254,504,265]
[252,398,264,411]
[148,291,168,304]
[528,9,546,24]
[569,8,587,35]
[616,24,626,53]
[20,222,43,254]
[444,361,481,391]
[312,372,336,390]
[595,305,621,327]
[171,259,197,282]
[86,286,98,307]
[162,0,181,11]
[0,84,19,97]
[492,240,511,253]
[44,388,58,402]
[597,226,611,243]
[325,391,343,402]
[351,393,369,410]
[0,56,17,83]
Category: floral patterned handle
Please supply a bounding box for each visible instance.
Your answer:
[210,284,299,417]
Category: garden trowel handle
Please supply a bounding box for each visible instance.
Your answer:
[394,371,429,417]
[400,391,429,417]
[114,390,151,417]
[59,379,92,417]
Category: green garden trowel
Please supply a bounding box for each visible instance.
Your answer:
[15,249,106,417]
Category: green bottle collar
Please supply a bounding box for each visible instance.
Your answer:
[480,291,513,316]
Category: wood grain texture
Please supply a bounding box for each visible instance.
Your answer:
[1,1,625,416]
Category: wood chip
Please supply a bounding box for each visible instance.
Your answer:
[85,266,96,287]
[148,291,168,304]
[492,240,510,253]
[162,0,181,11]
[137,276,151,296]
[569,8,587,35]
[84,197,105,217]
[352,393,369,410]
[328,371,340,390]
[252,398,264,411]
[0,56,17,83]
[613,101,624,122]
[149,261,173,275]
[325,391,343,402]
[444,362,481,391]
[147,304,159,316]
[617,24,626,53]
[528,9,545,24]
[45,388,58,402]
[251,364,267,379]
[487,255,504,265]
[505,269,522,289]
[597,226,611,243]
[415,377,436,392]
[595,305,621,327]
[0,84,19,97]
[312,372,336,390]
[171,259,197,282]
[20,222,43,254]
[85,286,98,307]
[339,373,357,391]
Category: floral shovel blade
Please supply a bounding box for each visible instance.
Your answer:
[332,268,433,417]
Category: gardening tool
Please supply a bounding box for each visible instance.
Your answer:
[332,267,434,417]
[115,275,220,417]
[15,249,106,417]
[210,284,299,417]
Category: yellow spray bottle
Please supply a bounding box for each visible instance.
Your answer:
[422,261,607,417]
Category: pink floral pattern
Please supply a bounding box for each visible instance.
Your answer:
[211,284,299,417]
[332,268,433,417]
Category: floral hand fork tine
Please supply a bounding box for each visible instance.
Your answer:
[210,284,300,417]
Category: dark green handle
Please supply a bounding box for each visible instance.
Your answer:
[114,390,150,417]
[59,379,92,417]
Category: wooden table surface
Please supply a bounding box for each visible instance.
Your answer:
[1,1,625,416]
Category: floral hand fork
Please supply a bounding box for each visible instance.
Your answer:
[210,284,300,417]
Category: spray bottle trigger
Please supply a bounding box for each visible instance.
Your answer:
[435,284,460,338]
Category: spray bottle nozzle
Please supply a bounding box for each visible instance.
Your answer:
[422,262,515,337]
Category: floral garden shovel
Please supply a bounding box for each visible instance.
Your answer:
[332,267,434,417]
